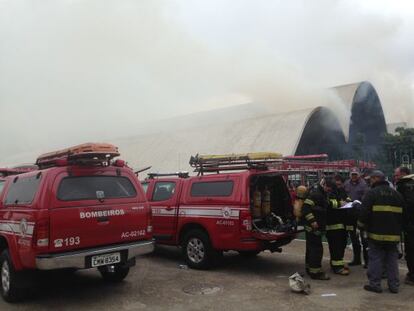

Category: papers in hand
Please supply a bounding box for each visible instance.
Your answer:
[341,200,361,209]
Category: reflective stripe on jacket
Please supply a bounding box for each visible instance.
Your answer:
[358,181,405,244]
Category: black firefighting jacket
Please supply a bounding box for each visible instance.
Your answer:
[358,180,405,244]
[326,187,349,231]
[302,184,339,233]
[396,174,414,232]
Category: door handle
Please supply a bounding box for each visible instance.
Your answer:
[165,206,174,211]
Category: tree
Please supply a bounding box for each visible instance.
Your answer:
[382,127,414,172]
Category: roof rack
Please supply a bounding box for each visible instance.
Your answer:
[36,143,120,169]
[134,166,152,176]
[189,152,283,175]
[147,172,190,179]
[0,167,37,177]
[283,154,329,161]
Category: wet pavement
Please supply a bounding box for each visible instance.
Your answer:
[1,240,413,311]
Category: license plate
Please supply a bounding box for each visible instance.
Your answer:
[91,252,121,267]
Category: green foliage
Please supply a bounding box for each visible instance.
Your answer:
[382,127,414,172]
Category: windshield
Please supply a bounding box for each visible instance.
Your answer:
[57,176,137,201]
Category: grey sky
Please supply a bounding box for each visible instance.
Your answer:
[1,0,413,165]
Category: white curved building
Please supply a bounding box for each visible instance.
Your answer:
[116,81,387,173]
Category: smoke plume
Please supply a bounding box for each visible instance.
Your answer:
[0,0,413,165]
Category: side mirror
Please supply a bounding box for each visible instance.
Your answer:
[96,190,105,202]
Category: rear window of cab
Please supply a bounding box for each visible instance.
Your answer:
[4,174,42,205]
[190,181,234,197]
[57,176,137,201]
[182,178,239,205]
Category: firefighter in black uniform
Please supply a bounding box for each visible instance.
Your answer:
[325,175,351,275]
[358,170,405,293]
[395,166,414,285]
[302,177,340,280]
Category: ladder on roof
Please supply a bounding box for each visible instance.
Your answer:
[36,143,120,169]
[189,152,284,175]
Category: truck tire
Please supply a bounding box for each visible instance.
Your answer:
[0,250,26,302]
[182,229,218,270]
[98,264,130,283]
[238,250,260,258]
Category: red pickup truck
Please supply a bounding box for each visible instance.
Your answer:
[0,143,153,302]
[143,164,298,270]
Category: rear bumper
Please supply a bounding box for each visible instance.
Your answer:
[36,240,154,270]
[236,232,297,251]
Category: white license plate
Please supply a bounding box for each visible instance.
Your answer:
[91,252,121,267]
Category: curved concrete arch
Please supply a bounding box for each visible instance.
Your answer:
[295,106,347,159]
[116,107,320,172]
[112,81,389,172]
[332,81,387,144]
[348,81,387,146]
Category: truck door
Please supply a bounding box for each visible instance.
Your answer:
[150,179,180,242]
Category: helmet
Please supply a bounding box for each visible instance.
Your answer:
[296,185,308,199]
[289,272,311,295]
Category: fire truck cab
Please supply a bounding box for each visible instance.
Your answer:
[143,153,299,270]
[0,143,154,302]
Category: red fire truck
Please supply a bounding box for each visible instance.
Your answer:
[0,143,153,302]
[274,154,376,191]
[143,153,300,270]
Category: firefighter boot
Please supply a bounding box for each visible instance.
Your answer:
[310,272,330,281]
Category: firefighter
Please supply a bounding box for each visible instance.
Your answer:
[358,170,405,294]
[395,166,414,285]
[302,177,338,280]
[325,175,350,275]
[344,168,369,267]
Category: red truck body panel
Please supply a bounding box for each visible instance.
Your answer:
[0,164,152,271]
[145,169,297,253]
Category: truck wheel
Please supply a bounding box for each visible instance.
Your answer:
[0,250,26,302]
[238,250,260,258]
[182,229,217,270]
[98,264,130,283]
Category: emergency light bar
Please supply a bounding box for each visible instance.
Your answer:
[36,143,120,169]
[190,152,284,174]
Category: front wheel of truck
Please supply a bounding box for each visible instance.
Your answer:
[98,264,130,283]
[0,250,27,303]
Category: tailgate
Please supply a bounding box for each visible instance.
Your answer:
[49,202,150,252]
[48,173,151,253]
[251,230,297,241]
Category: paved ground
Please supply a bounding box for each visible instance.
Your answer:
[1,240,414,311]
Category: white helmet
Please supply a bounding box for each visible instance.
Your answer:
[289,272,311,295]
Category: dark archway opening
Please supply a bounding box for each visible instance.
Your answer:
[348,81,387,160]
[295,107,347,159]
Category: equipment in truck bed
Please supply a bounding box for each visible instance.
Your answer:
[36,143,120,168]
